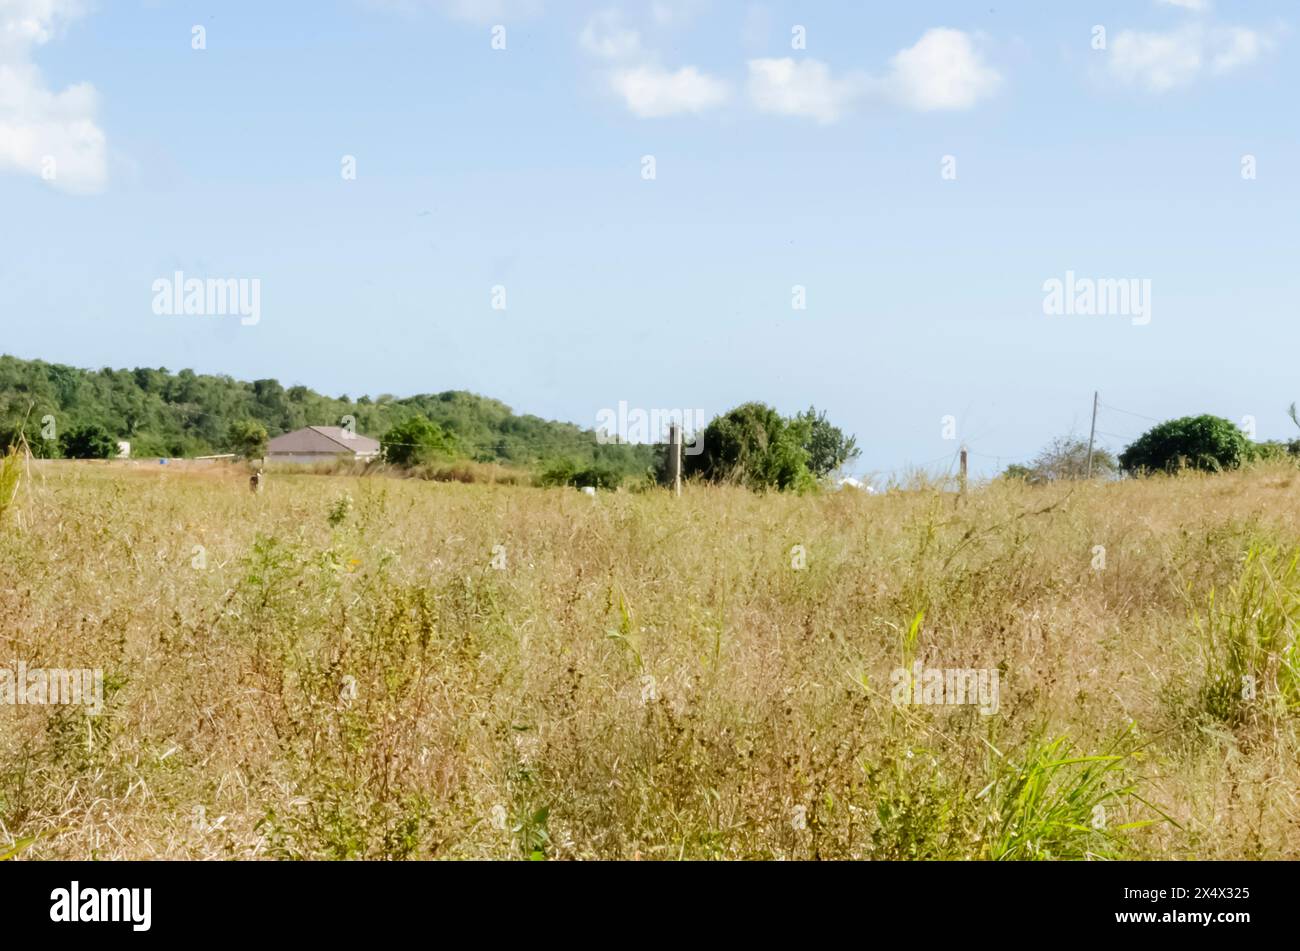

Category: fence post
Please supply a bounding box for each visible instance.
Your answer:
[668,423,682,497]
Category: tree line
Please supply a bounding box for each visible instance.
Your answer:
[0,354,655,476]
[1005,413,1300,484]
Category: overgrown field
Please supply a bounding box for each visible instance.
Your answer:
[1,460,1298,860]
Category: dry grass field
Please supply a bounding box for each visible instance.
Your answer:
[1,459,1298,860]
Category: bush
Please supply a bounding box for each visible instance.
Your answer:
[1,418,58,458]
[791,406,860,478]
[538,459,622,490]
[683,402,813,492]
[382,416,457,466]
[1004,436,1118,483]
[59,423,117,460]
[226,419,269,459]
[1119,415,1248,474]
[1246,440,1300,463]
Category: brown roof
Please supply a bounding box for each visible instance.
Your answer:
[267,426,381,455]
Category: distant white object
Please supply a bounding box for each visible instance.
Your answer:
[580,486,597,496]
[835,476,875,493]
[116,440,131,459]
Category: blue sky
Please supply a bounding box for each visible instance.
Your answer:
[2,0,1298,478]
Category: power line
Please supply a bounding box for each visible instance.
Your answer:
[1098,400,1162,424]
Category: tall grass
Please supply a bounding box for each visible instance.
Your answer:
[0,460,1297,859]
[0,446,20,520]
[1194,542,1300,722]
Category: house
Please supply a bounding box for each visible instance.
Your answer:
[265,426,381,464]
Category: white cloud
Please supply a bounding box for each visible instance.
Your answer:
[1108,26,1204,91]
[748,27,998,120]
[1212,26,1269,73]
[594,22,1000,123]
[580,8,727,118]
[1108,23,1273,91]
[747,58,866,123]
[1157,0,1211,12]
[882,28,1001,111]
[579,10,641,61]
[609,65,730,117]
[747,29,1000,122]
[0,0,106,193]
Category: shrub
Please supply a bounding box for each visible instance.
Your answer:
[790,406,860,478]
[58,423,117,460]
[1119,415,1248,474]
[226,419,269,459]
[1005,436,1118,483]
[2,418,57,458]
[1246,440,1299,463]
[382,416,457,466]
[683,402,813,492]
[538,459,622,490]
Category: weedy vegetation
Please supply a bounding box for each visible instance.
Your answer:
[1,459,1298,859]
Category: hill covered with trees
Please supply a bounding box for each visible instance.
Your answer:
[0,354,656,475]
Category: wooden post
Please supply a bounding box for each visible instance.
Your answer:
[668,423,682,497]
[959,446,968,497]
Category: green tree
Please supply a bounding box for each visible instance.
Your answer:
[791,406,860,478]
[1,416,58,457]
[382,415,457,466]
[0,354,657,471]
[60,423,117,459]
[683,402,812,492]
[539,458,622,490]
[226,419,269,459]
[1119,415,1248,474]
[1002,463,1033,481]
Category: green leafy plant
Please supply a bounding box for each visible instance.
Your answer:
[791,405,860,478]
[683,401,814,492]
[226,418,269,459]
[1119,415,1248,474]
[0,445,20,520]
[979,729,1161,860]
[381,415,458,466]
[59,422,117,459]
[538,458,622,490]
[1195,541,1300,723]
[0,834,39,861]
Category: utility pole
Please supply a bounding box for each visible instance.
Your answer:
[1086,390,1099,479]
